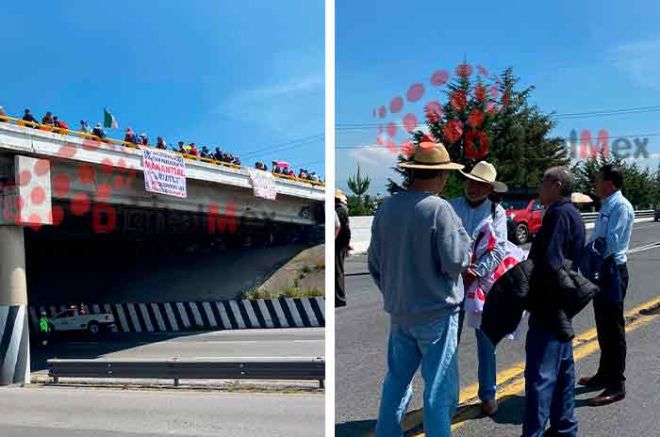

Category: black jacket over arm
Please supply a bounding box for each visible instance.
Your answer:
[482,199,598,345]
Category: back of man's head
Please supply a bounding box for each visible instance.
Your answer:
[600,164,624,189]
[544,166,575,197]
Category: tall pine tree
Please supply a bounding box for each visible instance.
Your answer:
[387,65,568,197]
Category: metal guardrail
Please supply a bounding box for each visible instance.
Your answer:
[0,114,324,188]
[581,210,654,223]
[47,357,325,388]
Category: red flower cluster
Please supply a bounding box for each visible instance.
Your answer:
[467,109,485,128]
[455,63,473,78]
[474,83,487,102]
[450,91,467,111]
[424,101,443,124]
[464,130,489,159]
[443,119,463,144]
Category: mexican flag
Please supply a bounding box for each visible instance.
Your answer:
[103,108,119,129]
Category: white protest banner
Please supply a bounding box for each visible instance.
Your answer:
[248,169,277,200]
[142,148,187,198]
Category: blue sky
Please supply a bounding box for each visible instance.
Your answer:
[337,0,660,194]
[0,0,324,176]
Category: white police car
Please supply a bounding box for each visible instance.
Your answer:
[49,308,116,335]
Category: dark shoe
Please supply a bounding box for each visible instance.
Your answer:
[578,374,606,388]
[481,399,498,416]
[587,388,626,406]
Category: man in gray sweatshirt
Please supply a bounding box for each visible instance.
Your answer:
[368,137,471,437]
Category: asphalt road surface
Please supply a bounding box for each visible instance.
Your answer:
[0,386,324,437]
[336,221,660,435]
[31,328,324,372]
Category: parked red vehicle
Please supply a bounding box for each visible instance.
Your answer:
[503,197,544,245]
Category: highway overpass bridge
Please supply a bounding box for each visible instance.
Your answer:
[0,121,325,385]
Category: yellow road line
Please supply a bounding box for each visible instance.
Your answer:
[408,296,660,436]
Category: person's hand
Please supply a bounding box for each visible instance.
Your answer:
[462,267,479,285]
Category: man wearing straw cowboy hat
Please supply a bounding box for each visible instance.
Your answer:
[368,135,471,436]
[449,160,508,417]
[335,189,351,308]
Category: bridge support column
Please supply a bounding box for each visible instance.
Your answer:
[0,225,29,386]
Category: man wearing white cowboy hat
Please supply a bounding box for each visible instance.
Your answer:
[368,135,471,436]
[449,160,509,416]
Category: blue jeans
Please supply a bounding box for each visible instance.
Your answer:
[375,313,459,437]
[475,328,497,402]
[523,326,578,437]
[457,311,497,402]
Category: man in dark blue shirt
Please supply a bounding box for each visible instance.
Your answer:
[523,166,585,437]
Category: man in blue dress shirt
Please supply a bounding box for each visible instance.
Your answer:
[578,164,634,406]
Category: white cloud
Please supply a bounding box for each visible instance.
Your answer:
[610,39,660,89]
[237,75,323,102]
[348,144,399,167]
[215,73,323,136]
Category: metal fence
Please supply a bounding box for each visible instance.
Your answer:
[48,357,325,388]
[582,210,654,223]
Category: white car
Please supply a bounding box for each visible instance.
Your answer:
[49,308,116,335]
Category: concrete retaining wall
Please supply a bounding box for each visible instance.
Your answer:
[29,298,325,333]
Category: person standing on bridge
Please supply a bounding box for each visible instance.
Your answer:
[157,136,168,150]
[92,123,106,139]
[53,116,68,132]
[449,160,508,417]
[80,120,90,134]
[368,138,470,437]
[578,164,634,406]
[523,167,584,437]
[335,189,351,308]
[41,111,54,127]
[22,108,38,127]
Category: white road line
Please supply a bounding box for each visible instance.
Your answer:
[628,242,660,255]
